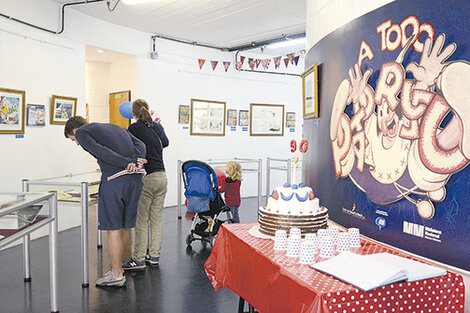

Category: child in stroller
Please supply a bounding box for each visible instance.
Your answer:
[182,160,233,247]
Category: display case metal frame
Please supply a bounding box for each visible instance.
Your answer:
[23,170,102,288]
[0,191,58,313]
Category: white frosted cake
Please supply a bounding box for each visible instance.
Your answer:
[258,183,328,236]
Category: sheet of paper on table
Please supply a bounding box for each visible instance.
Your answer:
[310,252,447,291]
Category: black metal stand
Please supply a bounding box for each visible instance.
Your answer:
[238,297,257,313]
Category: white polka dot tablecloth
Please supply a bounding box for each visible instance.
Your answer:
[204,223,465,313]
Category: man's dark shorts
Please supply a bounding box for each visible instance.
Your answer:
[98,174,143,230]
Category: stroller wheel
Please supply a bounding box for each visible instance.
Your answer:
[186,234,194,246]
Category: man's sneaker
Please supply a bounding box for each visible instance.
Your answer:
[122,258,146,271]
[95,271,126,287]
[145,255,160,266]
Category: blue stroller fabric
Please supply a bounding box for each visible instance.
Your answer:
[183,161,218,213]
[187,195,210,213]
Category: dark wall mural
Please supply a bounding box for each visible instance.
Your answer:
[304,0,470,271]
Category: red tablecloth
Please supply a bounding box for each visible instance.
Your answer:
[204,223,465,313]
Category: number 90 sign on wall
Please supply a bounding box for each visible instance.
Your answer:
[290,140,309,153]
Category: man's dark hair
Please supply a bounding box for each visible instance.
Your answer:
[64,116,88,138]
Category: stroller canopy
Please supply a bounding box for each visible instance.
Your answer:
[182,160,219,202]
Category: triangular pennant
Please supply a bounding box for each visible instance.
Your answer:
[248,58,255,71]
[293,55,300,66]
[284,58,290,68]
[300,49,306,55]
[287,53,295,64]
[235,61,243,71]
[211,61,218,71]
[266,59,271,68]
[273,56,281,69]
[198,59,206,70]
[256,59,261,68]
[240,56,245,65]
[223,61,231,72]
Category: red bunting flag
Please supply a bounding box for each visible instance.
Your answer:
[223,61,231,72]
[300,49,306,55]
[293,55,300,66]
[198,59,206,70]
[284,58,290,68]
[256,59,261,68]
[240,56,245,65]
[265,59,271,70]
[287,53,295,64]
[248,58,255,70]
[273,56,281,69]
[235,61,243,71]
[211,61,218,71]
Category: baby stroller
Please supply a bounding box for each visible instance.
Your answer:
[182,160,233,247]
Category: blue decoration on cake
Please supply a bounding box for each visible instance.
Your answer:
[292,184,298,189]
[283,182,291,187]
[295,192,309,202]
[280,192,294,201]
[299,182,306,188]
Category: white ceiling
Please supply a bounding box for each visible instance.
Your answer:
[54,0,305,52]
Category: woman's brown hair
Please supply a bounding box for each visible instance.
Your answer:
[132,99,153,127]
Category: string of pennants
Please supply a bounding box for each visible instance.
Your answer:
[197,50,306,72]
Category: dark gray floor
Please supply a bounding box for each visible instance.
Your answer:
[0,197,261,313]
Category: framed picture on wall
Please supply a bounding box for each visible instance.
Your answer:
[286,112,296,128]
[0,87,25,134]
[50,94,77,125]
[250,103,284,136]
[238,110,249,126]
[178,105,190,124]
[190,98,226,136]
[26,104,46,126]
[302,63,319,119]
[227,109,237,126]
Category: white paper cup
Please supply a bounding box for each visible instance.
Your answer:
[299,241,316,264]
[319,236,335,258]
[336,232,350,253]
[274,230,288,250]
[289,227,301,237]
[328,226,339,244]
[348,228,361,247]
[286,234,301,257]
[317,228,328,246]
[304,233,318,251]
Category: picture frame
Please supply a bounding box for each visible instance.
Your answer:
[50,94,77,125]
[178,105,190,124]
[26,104,46,126]
[227,109,237,126]
[238,110,249,127]
[0,87,25,134]
[250,103,284,136]
[286,112,296,128]
[302,63,319,119]
[190,98,226,136]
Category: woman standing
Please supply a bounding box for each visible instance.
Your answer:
[123,99,169,270]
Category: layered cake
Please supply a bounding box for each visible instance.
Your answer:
[258,183,328,236]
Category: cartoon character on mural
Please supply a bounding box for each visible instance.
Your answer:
[330,23,470,219]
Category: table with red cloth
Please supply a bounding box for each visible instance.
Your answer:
[204,223,465,313]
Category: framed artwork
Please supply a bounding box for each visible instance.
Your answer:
[26,104,46,126]
[250,103,284,136]
[286,112,296,128]
[227,109,237,126]
[50,95,77,125]
[238,110,249,126]
[302,63,319,119]
[190,98,226,136]
[0,87,25,134]
[178,105,190,124]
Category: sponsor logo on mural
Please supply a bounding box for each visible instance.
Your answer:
[330,15,470,220]
[403,221,442,242]
[342,203,366,220]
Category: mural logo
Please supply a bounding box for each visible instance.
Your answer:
[330,16,470,219]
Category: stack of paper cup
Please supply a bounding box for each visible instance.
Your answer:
[336,232,350,253]
[317,229,328,246]
[348,228,361,247]
[273,230,288,251]
[319,236,335,258]
[304,233,317,251]
[299,241,316,264]
[289,227,301,237]
[328,226,339,245]
[286,235,301,257]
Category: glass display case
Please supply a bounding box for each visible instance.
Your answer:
[24,170,101,288]
[0,192,58,313]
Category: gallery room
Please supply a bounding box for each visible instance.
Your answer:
[0,0,469,312]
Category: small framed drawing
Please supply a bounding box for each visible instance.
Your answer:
[178,105,190,124]
[190,98,226,136]
[302,63,318,119]
[238,110,249,127]
[286,112,296,128]
[0,87,25,134]
[227,109,237,126]
[50,95,77,125]
[26,104,46,126]
[250,103,284,136]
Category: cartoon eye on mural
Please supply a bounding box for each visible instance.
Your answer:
[330,32,470,220]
